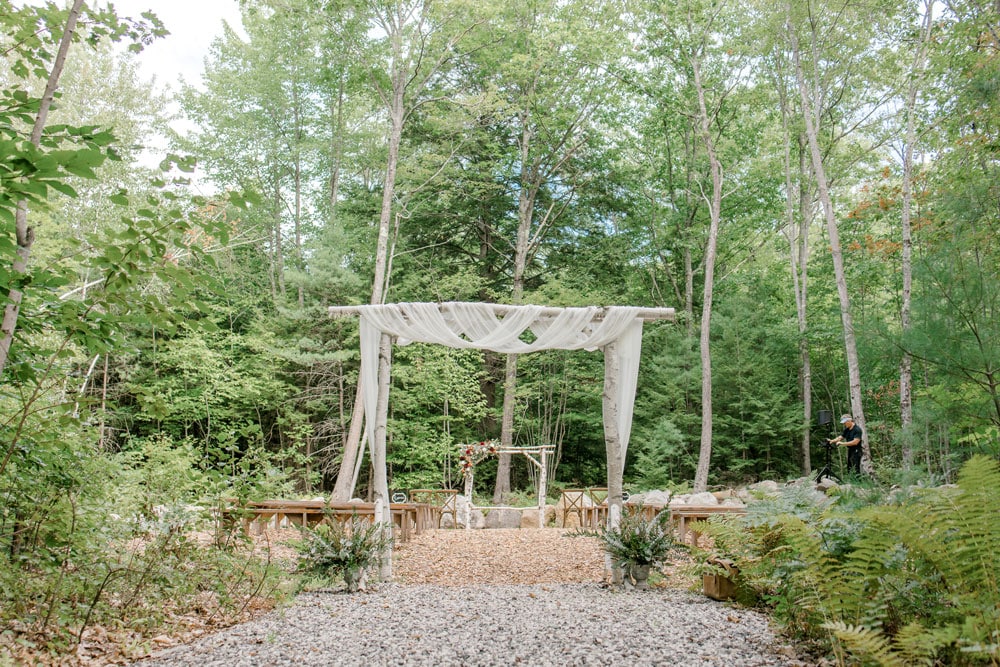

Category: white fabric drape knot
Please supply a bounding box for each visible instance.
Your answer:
[357,302,645,459]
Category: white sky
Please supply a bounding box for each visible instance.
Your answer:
[109,0,246,92]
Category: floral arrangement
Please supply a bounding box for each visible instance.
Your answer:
[458,440,499,476]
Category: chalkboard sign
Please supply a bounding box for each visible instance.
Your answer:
[621,491,630,502]
[391,491,408,503]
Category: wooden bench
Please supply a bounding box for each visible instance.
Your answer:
[668,505,747,546]
[225,500,428,542]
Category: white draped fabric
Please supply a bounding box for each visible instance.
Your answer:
[358,302,644,461]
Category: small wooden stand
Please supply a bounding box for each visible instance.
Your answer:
[703,557,739,600]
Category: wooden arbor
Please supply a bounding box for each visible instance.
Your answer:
[458,441,554,529]
[328,302,675,580]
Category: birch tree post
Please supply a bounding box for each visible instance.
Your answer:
[602,339,625,585]
[0,0,86,377]
[372,332,394,579]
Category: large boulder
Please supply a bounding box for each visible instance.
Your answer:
[748,480,780,496]
[672,491,718,506]
[484,507,522,529]
[519,505,557,529]
[642,489,672,507]
[447,496,486,528]
[816,477,839,493]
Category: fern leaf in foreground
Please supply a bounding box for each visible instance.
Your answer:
[825,621,909,667]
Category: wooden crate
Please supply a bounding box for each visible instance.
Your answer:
[703,557,738,600]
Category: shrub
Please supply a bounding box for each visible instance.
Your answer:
[702,456,1000,665]
[294,516,393,592]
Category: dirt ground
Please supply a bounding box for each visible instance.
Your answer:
[393,527,695,587]
[257,524,695,587]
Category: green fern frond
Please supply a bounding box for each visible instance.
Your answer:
[824,621,908,667]
[893,622,960,666]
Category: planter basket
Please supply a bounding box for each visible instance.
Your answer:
[703,557,738,600]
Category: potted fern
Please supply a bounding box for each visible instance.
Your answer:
[295,514,393,592]
[597,505,675,590]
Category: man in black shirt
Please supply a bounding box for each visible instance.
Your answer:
[827,414,862,475]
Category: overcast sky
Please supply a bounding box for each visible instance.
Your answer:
[110,0,246,91]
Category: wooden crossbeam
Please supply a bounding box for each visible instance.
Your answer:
[328,302,675,322]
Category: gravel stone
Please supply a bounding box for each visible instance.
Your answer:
[134,583,802,666]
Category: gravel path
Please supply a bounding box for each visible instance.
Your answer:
[136,584,801,667]
[134,529,805,666]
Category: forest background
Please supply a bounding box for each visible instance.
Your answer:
[1,0,999,649]
[3,0,999,508]
[2,0,998,660]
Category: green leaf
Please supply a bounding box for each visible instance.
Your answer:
[44,179,78,198]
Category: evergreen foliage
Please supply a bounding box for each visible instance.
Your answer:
[2,0,1000,660]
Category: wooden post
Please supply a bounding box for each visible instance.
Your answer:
[463,469,473,530]
[372,333,393,579]
[603,340,624,584]
[538,446,547,529]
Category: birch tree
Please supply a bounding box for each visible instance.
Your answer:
[0,1,164,378]
[783,0,903,473]
[1,0,90,377]
[333,0,484,500]
[639,0,756,491]
[484,0,625,501]
[764,28,819,474]
[897,0,935,467]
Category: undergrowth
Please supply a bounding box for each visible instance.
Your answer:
[693,455,1000,666]
[0,432,297,665]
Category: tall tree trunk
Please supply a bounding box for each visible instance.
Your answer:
[272,175,285,300]
[899,0,934,468]
[776,52,814,474]
[478,220,499,443]
[329,68,346,221]
[332,9,407,500]
[293,84,304,308]
[691,53,723,493]
[495,107,536,503]
[494,354,517,502]
[796,144,816,470]
[788,8,872,472]
[788,141,814,474]
[0,0,85,377]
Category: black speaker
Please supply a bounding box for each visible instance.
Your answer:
[817,410,833,426]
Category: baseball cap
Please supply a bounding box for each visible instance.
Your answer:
[840,414,853,423]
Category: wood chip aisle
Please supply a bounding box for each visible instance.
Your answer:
[393,527,697,587]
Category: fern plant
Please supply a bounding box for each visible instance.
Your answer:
[591,505,676,589]
[294,515,393,592]
[597,505,675,568]
[819,455,1000,664]
[697,459,1000,664]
